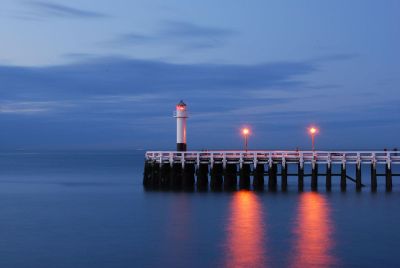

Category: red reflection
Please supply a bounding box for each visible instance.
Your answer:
[225,191,267,268]
[290,192,336,267]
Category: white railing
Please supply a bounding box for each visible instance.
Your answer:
[145,150,400,167]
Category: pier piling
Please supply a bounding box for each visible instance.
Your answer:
[210,163,223,190]
[197,164,209,190]
[311,162,318,190]
[281,163,288,191]
[386,163,392,191]
[151,163,161,188]
[356,162,362,190]
[371,162,377,191]
[171,163,183,189]
[224,164,237,190]
[326,163,332,191]
[341,163,347,190]
[268,164,277,190]
[239,164,251,189]
[143,161,153,188]
[253,164,265,190]
[182,163,195,189]
[160,163,171,188]
[298,163,304,191]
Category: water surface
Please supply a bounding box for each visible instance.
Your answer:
[0,151,399,267]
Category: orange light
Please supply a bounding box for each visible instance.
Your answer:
[309,127,317,135]
[242,128,250,136]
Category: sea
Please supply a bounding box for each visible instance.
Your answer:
[0,150,400,268]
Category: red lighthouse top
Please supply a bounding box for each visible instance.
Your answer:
[176,100,186,110]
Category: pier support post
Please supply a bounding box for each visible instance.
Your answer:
[239,164,251,189]
[253,164,264,190]
[386,163,392,191]
[356,162,362,190]
[371,162,377,191]
[160,163,171,188]
[210,163,223,190]
[182,163,195,190]
[196,163,209,190]
[171,163,183,189]
[341,163,347,190]
[281,163,288,191]
[151,162,161,188]
[326,163,332,191]
[224,164,237,191]
[311,162,318,190]
[298,163,304,191]
[268,163,277,190]
[143,161,153,188]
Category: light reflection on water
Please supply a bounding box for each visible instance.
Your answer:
[290,192,337,268]
[224,191,267,268]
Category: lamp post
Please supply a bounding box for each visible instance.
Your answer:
[309,127,318,151]
[242,128,250,152]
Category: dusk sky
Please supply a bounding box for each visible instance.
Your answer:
[0,0,399,150]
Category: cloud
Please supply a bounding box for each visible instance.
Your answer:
[0,100,73,115]
[0,104,49,114]
[161,20,235,38]
[109,21,236,50]
[311,53,359,63]
[114,33,156,45]
[89,94,166,104]
[0,57,314,101]
[1,55,386,149]
[0,56,317,140]
[24,1,109,19]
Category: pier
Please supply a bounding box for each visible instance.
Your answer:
[144,101,399,192]
[143,151,400,191]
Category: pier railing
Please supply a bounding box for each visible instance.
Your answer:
[145,151,400,167]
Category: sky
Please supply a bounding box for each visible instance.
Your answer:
[0,0,399,151]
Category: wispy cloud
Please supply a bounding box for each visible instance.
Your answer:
[23,1,109,19]
[89,94,166,104]
[114,33,156,45]
[0,55,385,149]
[311,53,359,63]
[0,100,71,114]
[0,57,314,101]
[162,20,235,38]
[109,21,236,50]
[0,94,165,115]
[0,56,317,127]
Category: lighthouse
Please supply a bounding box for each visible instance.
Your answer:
[174,100,188,151]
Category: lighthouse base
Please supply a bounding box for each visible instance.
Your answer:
[177,143,187,151]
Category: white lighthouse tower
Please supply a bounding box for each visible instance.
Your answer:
[174,100,188,151]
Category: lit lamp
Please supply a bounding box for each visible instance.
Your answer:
[309,127,318,151]
[242,128,250,152]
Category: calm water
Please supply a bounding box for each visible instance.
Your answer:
[0,151,400,268]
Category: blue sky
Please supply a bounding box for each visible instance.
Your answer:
[0,0,399,150]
